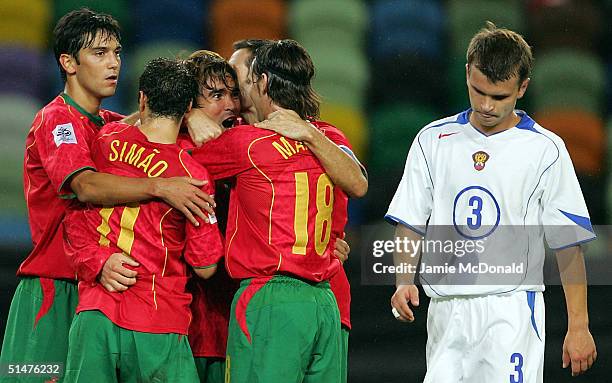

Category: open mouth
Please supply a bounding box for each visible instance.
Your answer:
[106,75,118,81]
[222,116,236,128]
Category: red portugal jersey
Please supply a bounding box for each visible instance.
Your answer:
[20,93,123,279]
[191,121,349,283]
[188,264,238,357]
[64,122,224,334]
[313,122,353,329]
[330,266,351,329]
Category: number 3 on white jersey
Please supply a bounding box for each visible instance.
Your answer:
[453,186,500,239]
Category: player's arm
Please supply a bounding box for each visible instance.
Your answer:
[186,215,222,279]
[556,245,597,376]
[255,108,367,198]
[183,167,225,279]
[184,106,225,146]
[191,128,251,180]
[390,224,422,322]
[36,112,215,225]
[70,170,215,225]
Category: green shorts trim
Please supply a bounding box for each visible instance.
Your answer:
[226,275,342,383]
[64,310,199,383]
[0,277,78,382]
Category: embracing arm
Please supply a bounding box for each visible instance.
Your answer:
[302,126,367,198]
[255,108,367,198]
[70,170,215,225]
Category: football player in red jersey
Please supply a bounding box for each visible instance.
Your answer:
[183,49,355,383]
[191,39,364,383]
[62,58,224,382]
[0,9,215,382]
[230,39,359,383]
[183,50,241,383]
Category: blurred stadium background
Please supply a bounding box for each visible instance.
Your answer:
[0,0,611,381]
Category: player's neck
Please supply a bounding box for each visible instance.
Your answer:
[63,82,101,115]
[139,116,182,144]
[261,102,277,121]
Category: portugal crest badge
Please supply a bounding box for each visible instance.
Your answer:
[472,151,489,171]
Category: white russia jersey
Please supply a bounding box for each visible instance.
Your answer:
[386,109,596,298]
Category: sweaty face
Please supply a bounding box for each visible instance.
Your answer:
[73,31,122,99]
[466,65,529,134]
[228,48,257,124]
[196,76,240,127]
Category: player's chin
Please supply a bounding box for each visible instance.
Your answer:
[478,117,499,127]
[99,87,118,98]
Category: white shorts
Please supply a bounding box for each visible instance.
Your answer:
[424,291,544,383]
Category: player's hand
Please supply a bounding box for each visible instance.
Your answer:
[334,237,350,263]
[391,284,420,322]
[254,107,315,142]
[153,177,216,226]
[185,107,224,146]
[99,253,139,293]
[562,327,597,376]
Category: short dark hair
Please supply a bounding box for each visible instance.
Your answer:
[186,50,239,106]
[467,21,533,84]
[138,58,198,120]
[232,39,274,69]
[250,39,320,119]
[53,8,121,82]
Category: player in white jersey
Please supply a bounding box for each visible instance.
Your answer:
[386,22,597,382]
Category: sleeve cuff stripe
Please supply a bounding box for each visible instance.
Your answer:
[58,166,97,194]
[193,263,218,269]
[339,145,367,178]
[384,214,426,236]
[550,236,597,251]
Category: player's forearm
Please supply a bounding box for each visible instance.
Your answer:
[303,128,368,198]
[556,246,590,330]
[563,283,589,330]
[394,225,422,286]
[71,170,157,204]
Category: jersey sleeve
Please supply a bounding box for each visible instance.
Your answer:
[541,140,596,250]
[319,122,367,177]
[181,154,225,268]
[101,109,126,123]
[35,113,96,197]
[190,128,253,180]
[63,205,114,283]
[385,134,433,236]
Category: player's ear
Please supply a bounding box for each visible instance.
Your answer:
[259,72,269,95]
[60,53,77,76]
[185,99,193,114]
[517,78,530,99]
[138,91,146,114]
[465,63,470,83]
